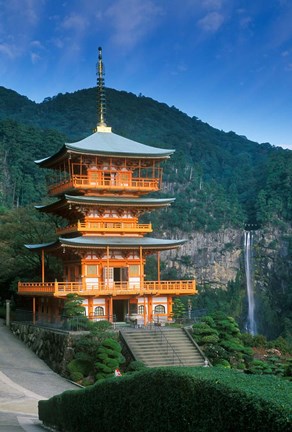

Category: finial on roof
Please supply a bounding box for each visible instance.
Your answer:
[95,47,111,133]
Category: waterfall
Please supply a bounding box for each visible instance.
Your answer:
[244,231,257,335]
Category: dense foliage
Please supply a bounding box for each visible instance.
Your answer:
[65,320,128,386]
[192,312,292,379]
[192,312,252,369]
[39,367,292,432]
[95,338,125,380]
[0,206,61,298]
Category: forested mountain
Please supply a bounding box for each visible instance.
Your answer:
[0,85,291,230]
[0,85,291,340]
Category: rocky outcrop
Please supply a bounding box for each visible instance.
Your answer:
[10,322,77,375]
[162,225,291,291]
[163,228,243,287]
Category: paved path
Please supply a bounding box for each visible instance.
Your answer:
[0,320,78,431]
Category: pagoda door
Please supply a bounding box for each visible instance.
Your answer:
[103,267,128,290]
[114,267,128,289]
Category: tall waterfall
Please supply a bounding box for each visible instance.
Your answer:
[244,231,257,335]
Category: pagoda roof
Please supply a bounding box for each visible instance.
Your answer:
[25,236,185,252]
[36,195,175,214]
[35,130,174,167]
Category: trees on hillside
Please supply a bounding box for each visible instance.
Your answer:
[0,206,60,299]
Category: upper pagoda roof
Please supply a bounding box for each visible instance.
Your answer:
[35,130,174,167]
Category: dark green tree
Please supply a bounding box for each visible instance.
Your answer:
[95,338,125,380]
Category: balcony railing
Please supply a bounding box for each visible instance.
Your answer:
[48,175,160,196]
[56,220,152,235]
[18,280,197,297]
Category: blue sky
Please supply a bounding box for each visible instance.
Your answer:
[0,0,292,149]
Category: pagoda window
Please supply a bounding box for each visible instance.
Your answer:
[103,267,114,282]
[118,171,131,186]
[94,306,104,316]
[86,265,98,276]
[138,305,144,314]
[88,170,101,184]
[129,265,140,277]
[154,305,165,314]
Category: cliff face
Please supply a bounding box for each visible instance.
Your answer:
[164,228,243,288]
[163,224,291,338]
[163,225,291,291]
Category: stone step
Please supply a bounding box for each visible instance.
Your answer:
[121,328,206,368]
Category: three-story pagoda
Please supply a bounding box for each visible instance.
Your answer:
[18,48,197,325]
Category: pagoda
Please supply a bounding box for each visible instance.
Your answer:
[18,48,197,325]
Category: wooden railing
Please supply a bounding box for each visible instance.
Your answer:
[56,220,152,235]
[48,175,160,196]
[18,280,197,297]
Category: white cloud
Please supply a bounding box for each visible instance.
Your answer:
[202,0,223,10]
[0,43,19,59]
[30,52,41,64]
[239,16,252,29]
[51,38,65,49]
[198,11,225,32]
[281,50,289,57]
[62,13,88,31]
[1,0,41,25]
[104,0,163,50]
[30,40,45,49]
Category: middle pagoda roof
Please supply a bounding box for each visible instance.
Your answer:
[36,195,175,216]
[35,129,175,168]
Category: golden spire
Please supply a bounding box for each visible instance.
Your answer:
[95,47,111,132]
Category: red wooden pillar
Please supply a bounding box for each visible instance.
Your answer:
[33,297,36,325]
[88,297,93,320]
[109,297,113,322]
[41,249,45,284]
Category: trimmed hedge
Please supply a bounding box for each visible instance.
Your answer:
[39,367,292,432]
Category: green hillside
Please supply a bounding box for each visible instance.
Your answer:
[0,85,291,230]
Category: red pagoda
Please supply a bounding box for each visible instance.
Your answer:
[18,48,197,325]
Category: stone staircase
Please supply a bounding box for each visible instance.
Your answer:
[120,327,207,368]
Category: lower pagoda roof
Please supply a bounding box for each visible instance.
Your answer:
[25,236,186,252]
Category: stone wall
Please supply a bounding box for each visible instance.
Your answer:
[10,322,77,376]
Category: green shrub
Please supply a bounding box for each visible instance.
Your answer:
[95,338,125,380]
[39,368,292,432]
[284,359,292,377]
[126,360,146,372]
[268,336,292,354]
[204,344,229,362]
[245,359,274,375]
[69,371,83,382]
[82,377,94,387]
[200,315,215,327]
[67,358,93,381]
[91,320,113,331]
[213,359,231,368]
[201,334,220,344]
